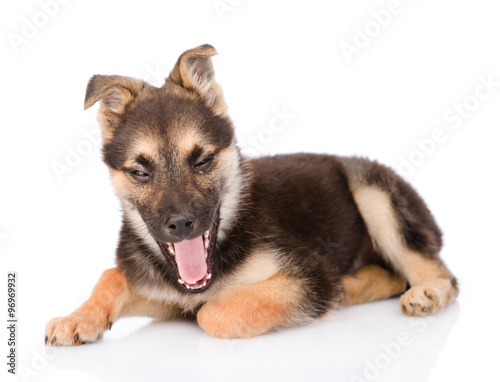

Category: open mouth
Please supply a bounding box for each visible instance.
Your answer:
[158,221,216,293]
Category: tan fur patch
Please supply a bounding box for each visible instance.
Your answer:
[341,265,407,307]
[121,288,184,320]
[109,169,131,201]
[127,138,159,164]
[134,282,214,316]
[225,247,281,286]
[171,126,214,158]
[197,273,304,338]
[351,187,408,271]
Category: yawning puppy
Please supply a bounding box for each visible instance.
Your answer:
[45,44,458,345]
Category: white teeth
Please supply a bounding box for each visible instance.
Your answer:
[167,243,175,255]
[204,238,210,249]
[183,279,210,290]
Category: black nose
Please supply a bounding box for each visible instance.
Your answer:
[164,213,196,239]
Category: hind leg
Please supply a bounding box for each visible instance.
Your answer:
[397,255,458,316]
[341,265,407,307]
[351,186,458,317]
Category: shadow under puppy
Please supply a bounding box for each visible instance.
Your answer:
[45,44,458,345]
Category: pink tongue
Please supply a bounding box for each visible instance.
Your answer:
[173,236,207,284]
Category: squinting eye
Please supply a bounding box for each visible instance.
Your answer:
[131,170,149,180]
[194,154,214,169]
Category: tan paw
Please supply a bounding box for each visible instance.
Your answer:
[197,299,264,339]
[400,286,442,316]
[45,311,111,346]
[197,279,296,339]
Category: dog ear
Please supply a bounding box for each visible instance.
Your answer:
[84,75,146,142]
[166,44,228,116]
[84,75,145,111]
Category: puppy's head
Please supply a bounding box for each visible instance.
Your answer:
[84,45,243,293]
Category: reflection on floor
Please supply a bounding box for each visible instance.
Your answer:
[42,298,460,382]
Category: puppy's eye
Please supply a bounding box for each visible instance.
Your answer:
[194,154,214,170]
[130,170,150,181]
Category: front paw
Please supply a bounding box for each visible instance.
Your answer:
[45,311,112,346]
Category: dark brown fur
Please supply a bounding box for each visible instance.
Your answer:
[45,45,458,344]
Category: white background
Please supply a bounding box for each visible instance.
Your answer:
[1,1,499,381]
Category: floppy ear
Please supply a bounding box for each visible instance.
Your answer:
[84,75,146,142]
[166,44,228,116]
